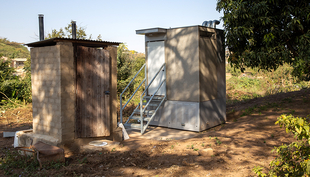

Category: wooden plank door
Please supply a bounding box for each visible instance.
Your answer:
[76,46,110,137]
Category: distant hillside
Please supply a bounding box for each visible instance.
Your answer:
[0,38,30,58]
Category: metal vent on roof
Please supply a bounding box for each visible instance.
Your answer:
[202,20,220,28]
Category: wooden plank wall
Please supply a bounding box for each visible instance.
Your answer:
[76,46,110,137]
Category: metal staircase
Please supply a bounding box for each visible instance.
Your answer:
[119,63,166,134]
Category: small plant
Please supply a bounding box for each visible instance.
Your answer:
[202,143,205,147]
[191,144,194,149]
[44,161,65,170]
[252,166,267,177]
[289,109,296,115]
[79,157,88,164]
[215,137,222,145]
[241,106,256,117]
[171,145,174,149]
[282,97,292,103]
[193,149,199,151]
[111,148,116,152]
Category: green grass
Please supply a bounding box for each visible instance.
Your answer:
[0,148,65,176]
[226,64,310,105]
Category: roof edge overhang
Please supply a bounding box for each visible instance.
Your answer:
[25,37,121,48]
[136,28,167,35]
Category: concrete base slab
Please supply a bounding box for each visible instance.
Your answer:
[127,126,198,140]
[3,132,15,138]
[18,130,60,147]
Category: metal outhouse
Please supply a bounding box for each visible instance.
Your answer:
[120,22,226,133]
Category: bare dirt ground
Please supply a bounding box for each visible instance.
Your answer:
[1,88,310,176]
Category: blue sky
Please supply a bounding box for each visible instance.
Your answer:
[0,0,223,53]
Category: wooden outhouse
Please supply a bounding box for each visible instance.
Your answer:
[23,38,120,147]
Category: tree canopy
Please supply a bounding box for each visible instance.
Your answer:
[117,43,145,100]
[217,0,310,79]
[46,21,100,40]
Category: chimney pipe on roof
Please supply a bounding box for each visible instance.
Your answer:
[202,20,220,29]
[72,21,76,39]
[38,14,44,41]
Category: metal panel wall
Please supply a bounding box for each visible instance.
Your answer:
[150,100,200,131]
[166,26,200,102]
[199,27,218,101]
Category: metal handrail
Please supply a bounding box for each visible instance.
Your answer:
[120,64,146,123]
[119,62,166,134]
[121,78,146,110]
[142,95,166,134]
[142,79,166,113]
[140,63,166,98]
[140,63,166,132]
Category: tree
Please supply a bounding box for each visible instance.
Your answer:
[117,44,145,100]
[217,0,310,79]
[46,21,88,39]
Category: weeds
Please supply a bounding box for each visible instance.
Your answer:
[215,137,222,146]
[79,157,88,164]
[226,64,310,105]
[0,148,64,176]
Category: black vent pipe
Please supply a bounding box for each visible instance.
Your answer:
[72,21,76,39]
[38,14,44,41]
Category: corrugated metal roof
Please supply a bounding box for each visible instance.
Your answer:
[25,37,121,48]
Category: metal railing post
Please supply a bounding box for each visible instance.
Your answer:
[140,93,143,134]
[120,97,123,123]
[145,63,147,97]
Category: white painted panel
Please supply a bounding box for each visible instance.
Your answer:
[147,41,166,95]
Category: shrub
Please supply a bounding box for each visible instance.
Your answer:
[0,58,32,107]
[226,64,242,77]
[253,114,310,176]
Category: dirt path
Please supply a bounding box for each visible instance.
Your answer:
[1,89,310,176]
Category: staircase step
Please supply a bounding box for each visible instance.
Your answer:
[129,116,151,122]
[144,96,165,100]
[132,110,155,115]
[123,123,142,130]
[142,102,159,106]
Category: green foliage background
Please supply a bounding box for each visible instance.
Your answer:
[217,0,310,80]
[0,38,30,59]
[117,43,145,104]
